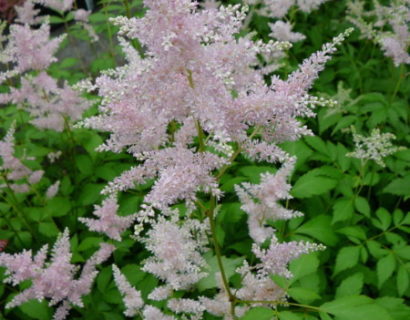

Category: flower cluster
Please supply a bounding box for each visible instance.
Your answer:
[74,0,350,318]
[235,159,303,243]
[347,0,410,66]
[79,196,137,241]
[0,229,115,320]
[347,128,405,167]
[0,124,43,193]
[245,0,331,42]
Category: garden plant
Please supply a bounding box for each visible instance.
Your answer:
[0,0,409,319]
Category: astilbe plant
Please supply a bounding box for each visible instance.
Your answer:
[71,0,350,318]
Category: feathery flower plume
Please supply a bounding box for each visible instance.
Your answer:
[347,128,405,167]
[0,21,64,77]
[0,229,115,320]
[0,123,34,193]
[141,218,208,290]
[112,264,144,317]
[79,196,137,241]
[347,0,410,65]
[235,159,303,243]
[46,180,60,199]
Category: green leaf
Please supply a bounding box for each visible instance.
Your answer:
[19,300,51,320]
[97,267,112,292]
[321,296,393,320]
[397,265,409,296]
[333,246,360,275]
[78,237,102,251]
[296,215,338,246]
[288,287,321,304]
[336,273,364,298]
[78,184,104,206]
[355,197,370,217]
[46,197,71,217]
[383,175,410,196]
[375,208,391,231]
[331,115,357,135]
[279,311,303,320]
[332,198,354,224]
[304,136,328,155]
[376,297,410,320]
[38,221,60,238]
[75,154,94,174]
[289,253,320,282]
[240,307,276,320]
[395,246,410,259]
[377,254,396,288]
[292,171,337,198]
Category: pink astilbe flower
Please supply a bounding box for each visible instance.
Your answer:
[112,264,144,317]
[79,197,137,241]
[46,180,60,198]
[0,229,115,320]
[2,72,91,131]
[246,0,331,18]
[142,306,176,320]
[235,159,303,243]
[34,0,74,12]
[0,21,64,75]
[82,1,348,214]
[141,218,208,290]
[0,124,33,193]
[252,237,325,278]
[15,0,42,25]
[347,0,410,65]
[269,21,305,42]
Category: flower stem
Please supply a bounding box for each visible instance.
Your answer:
[207,195,237,319]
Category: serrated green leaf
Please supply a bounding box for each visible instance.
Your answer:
[46,197,71,217]
[38,221,60,238]
[240,307,276,320]
[321,295,393,320]
[383,175,410,196]
[289,253,320,282]
[377,254,396,288]
[375,208,391,230]
[376,297,410,320]
[279,311,303,320]
[292,172,337,198]
[19,300,51,320]
[78,183,104,206]
[336,273,363,298]
[296,215,338,246]
[334,246,360,275]
[288,287,321,304]
[332,198,354,224]
[355,196,370,217]
[397,266,409,296]
[75,154,94,174]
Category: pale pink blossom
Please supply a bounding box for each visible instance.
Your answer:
[112,264,144,317]
[269,21,305,42]
[0,229,115,319]
[79,197,137,241]
[0,22,64,74]
[235,160,303,243]
[46,180,60,199]
[142,219,208,290]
